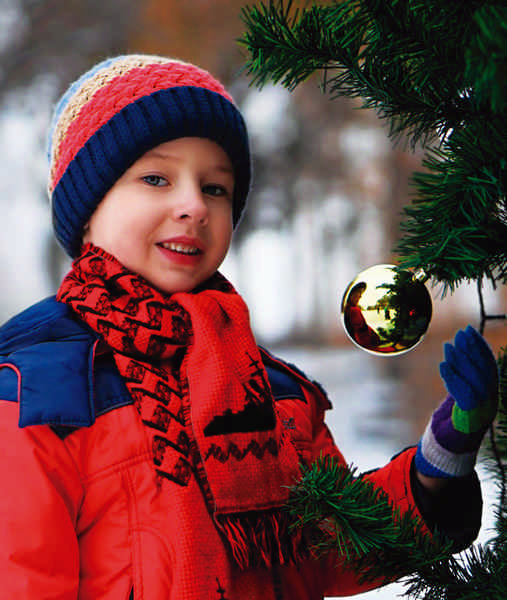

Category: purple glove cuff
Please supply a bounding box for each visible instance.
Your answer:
[432,395,486,453]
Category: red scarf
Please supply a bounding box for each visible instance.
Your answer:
[57,244,303,568]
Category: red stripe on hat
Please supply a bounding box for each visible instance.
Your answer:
[51,62,233,190]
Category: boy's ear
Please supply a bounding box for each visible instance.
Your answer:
[82,223,90,244]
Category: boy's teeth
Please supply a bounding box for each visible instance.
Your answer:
[161,242,199,254]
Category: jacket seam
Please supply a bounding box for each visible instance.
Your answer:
[55,428,86,517]
[80,451,152,485]
[272,393,306,402]
[95,395,134,417]
[0,362,21,403]
[124,468,143,600]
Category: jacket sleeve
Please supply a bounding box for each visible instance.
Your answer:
[409,459,482,552]
[0,400,83,599]
[303,387,482,597]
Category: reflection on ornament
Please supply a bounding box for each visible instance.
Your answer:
[341,264,432,356]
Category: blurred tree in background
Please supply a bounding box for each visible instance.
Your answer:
[0,0,138,93]
[0,0,140,290]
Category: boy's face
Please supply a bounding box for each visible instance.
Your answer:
[83,137,235,295]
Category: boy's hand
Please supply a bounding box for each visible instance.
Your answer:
[415,325,498,479]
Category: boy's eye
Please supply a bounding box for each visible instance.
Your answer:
[142,175,168,187]
[202,184,229,197]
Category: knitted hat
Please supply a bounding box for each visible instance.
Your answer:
[47,55,251,257]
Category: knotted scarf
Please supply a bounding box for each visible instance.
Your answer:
[57,244,303,568]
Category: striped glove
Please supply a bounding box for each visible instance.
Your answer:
[415,325,498,478]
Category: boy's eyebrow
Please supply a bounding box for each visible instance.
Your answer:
[143,149,177,161]
[214,164,234,175]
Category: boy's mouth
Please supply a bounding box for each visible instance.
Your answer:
[159,242,202,256]
[156,236,206,265]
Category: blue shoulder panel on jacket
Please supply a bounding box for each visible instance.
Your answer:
[93,357,133,417]
[260,345,332,410]
[264,364,305,402]
[0,296,132,428]
[14,340,95,427]
[0,296,91,354]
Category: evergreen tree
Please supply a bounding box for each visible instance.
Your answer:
[240,1,507,597]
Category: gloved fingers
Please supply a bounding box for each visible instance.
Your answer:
[459,326,498,382]
[442,342,487,402]
[443,341,476,379]
[442,328,498,402]
[440,359,477,410]
[454,326,496,378]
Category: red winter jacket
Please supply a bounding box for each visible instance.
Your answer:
[0,298,481,599]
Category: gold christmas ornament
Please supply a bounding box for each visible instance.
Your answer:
[341,264,432,356]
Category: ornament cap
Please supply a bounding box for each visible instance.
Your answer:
[413,268,430,283]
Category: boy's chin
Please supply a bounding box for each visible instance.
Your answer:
[149,274,212,297]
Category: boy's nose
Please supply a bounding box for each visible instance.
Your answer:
[173,185,208,225]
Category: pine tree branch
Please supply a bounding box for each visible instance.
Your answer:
[396,117,507,288]
[402,542,507,600]
[240,1,492,146]
[240,1,507,286]
[465,5,507,114]
[240,1,365,91]
[286,456,454,585]
[287,454,507,598]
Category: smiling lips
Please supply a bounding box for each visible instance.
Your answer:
[160,241,200,255]
[157,236,205,265]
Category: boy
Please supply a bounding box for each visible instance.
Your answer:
[0,55,497,599]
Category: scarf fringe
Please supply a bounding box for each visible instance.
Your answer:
[215,509,306,570]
